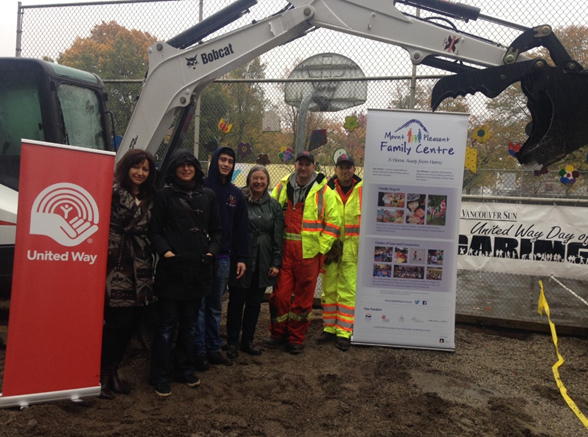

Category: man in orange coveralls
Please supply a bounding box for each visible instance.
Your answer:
[267,151,341,354]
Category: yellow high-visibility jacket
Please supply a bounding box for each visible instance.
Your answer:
[271,173,341,259]
[327,175,362,262]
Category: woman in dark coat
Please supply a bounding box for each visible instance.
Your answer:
[148,149,222,397]
[101,149,157,400]
[226,165,284,358]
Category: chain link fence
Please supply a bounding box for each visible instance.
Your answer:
[15,0,588,330]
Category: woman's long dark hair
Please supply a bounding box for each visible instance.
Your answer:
[114,149,157,202]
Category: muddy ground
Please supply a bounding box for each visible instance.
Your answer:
[1,305,588,437]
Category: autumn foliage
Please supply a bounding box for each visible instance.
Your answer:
[57,21,156,79]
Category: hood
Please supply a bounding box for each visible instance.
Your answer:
[165,149,204,184]
[207,146,236,185]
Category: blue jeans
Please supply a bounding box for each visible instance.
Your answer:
[193,257,230,355]
[149,297,201,385]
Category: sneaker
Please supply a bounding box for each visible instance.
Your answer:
[194,353,210,371]
[226,344,239,359]
[153,382,171,397]
[181,374,201,388]
[265,336,286,349]
[287,343,304,355]
[208,351,233,366]
[315,331,337,344]
[336,336,351,352]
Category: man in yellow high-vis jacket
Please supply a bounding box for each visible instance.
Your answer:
[267,151,341,355]
[317,154,362,352]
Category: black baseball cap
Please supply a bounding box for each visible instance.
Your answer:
[336,154,355,166]
[295,151,315,163]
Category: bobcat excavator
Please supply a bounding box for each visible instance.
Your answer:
[1,0,588,335]
[117,0,588,170]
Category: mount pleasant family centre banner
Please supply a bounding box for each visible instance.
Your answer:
[459,201,588,280]
[0,140,114,408]
[353,109,469,351]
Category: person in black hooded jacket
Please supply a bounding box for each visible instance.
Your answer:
[148,149,222,397]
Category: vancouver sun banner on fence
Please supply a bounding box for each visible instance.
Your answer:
[459,202,588,280]
[353,109,469,351]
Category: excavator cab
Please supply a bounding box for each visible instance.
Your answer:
[0,58,111,192]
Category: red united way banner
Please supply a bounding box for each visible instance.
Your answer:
[0,140,115,408]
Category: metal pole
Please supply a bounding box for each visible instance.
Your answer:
[408,7,420,109]
[16,2,23,57]
[193,0,204,158]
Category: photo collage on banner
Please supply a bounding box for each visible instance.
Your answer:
[353,109,469,351]
[373,187,452,290]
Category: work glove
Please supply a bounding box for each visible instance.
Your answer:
[324,240,343,265]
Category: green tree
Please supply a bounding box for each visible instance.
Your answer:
[198,83,232,159]
[212,58,270,162]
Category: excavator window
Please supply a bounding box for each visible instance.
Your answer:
[0,70,44,191]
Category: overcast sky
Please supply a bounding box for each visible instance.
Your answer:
[1,0,82,57]
[2,1,24,56]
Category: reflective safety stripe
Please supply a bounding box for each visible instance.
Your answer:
[275,183,284,203]
[274,313,289,323]
[284,232,302,241]
[323,318,353,331]
[337,312,354,322]
[322,224,340,238]
[302,221,324,232]
[272,310,313,323]
[289,311,312,322]
[321,303,338,325]
[338,303,355,315]
[316,186,325,220]
[345,224,360,236]
[335,322,353,332]
[322,302,354,331]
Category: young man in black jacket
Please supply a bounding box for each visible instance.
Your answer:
[193,146,250,369]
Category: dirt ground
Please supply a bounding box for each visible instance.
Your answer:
[1,304,588,437]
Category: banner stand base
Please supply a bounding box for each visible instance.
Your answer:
[351,340,455,352]
[0,386,100,408]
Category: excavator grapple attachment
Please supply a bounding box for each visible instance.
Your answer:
[432,60,588,168]
[432,25,588,168]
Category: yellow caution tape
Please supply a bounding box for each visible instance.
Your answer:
[538,280,588,430]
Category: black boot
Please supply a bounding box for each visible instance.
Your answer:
[226,344,239,359]
[110,363,131,394]
[240,341,262,356]
[99,368,115,400]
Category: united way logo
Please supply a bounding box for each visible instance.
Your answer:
[30,183,99,247]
